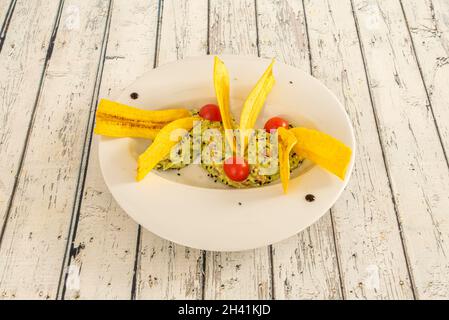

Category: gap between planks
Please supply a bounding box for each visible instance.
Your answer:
[255,0,276,301]
[57,0,114,300]
[0,0,66,249]
[4,0,441,300]
[130,0,164,300]
[59,0,160,300]
[349,0,417,298]
[398,0,449,167]
[351,0,449,298]
[0,0,114,299]
[301,0,346,299]
[0,0,16,52]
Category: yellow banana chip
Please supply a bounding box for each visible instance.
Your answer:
[290,127,352,180]
[136,117,198,181]
[239,60,275,152]
[97,99,191,124]
[278,127,297,194]
[94,119,161,140]
[213,57,233,131]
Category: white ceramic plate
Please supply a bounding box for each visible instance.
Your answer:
[99,55,355,252]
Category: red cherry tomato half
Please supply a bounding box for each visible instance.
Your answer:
[264,116,289,133]
[223,156,250,182]
[199,104,222,122]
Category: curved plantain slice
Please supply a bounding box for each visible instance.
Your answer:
[137,117,198,181]
[239,60,275,152]
[278,127,297,194]
[94,119,161,140]
[97,99,191,124]
[290,127,352,180]
[213,57,233,131]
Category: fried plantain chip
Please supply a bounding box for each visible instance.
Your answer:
[239,60,275,152]
[213,57,233,132]
[96,99,191,124]
[136,117,198,181]
[94,119,161,140]
[290,127,352,180]
[278,127,297,194]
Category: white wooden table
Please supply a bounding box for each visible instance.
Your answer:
[0,0,448,300]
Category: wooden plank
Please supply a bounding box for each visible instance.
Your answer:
[0,0,110,299]
[0,0,13,29]
[135,0,208,300]
[401,0,449,159]
[0,0,14,49]
[204,0,272,300]
[304,0,414,299]
[205,249,271,300]
[0,0,11,20]
[352,0,449,299]
[209,0,258,55]
[0,0,62,242]
[257,0,343,300]
[157,0,209,62]
[62,0,159,300]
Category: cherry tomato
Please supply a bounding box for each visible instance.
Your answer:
[264,116,289,132]
[199,104,222,122]
[223,156,250,182]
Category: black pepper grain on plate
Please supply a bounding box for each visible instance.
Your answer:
[130,92,139,99]
[305,194,316,202]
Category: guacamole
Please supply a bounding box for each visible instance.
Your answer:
[155,120,303,188]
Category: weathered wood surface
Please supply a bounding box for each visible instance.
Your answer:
[0,1,10,23]
[204,0,272,300]
[0,0,111,299]
[0,0,62,241]
[352,0,449,299]
[0,0,448,300]
[62,0,158,300]
[257,0,342,300]
[135,0,208,300]
[305,0,414,300]
[401,0,449,157]
[0,1,14,49]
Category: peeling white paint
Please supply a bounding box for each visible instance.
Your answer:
[64,5,80,30]
[66,264,81,291]
[363,265,380,291]
[0,178,5,203]
[361,4,381,31]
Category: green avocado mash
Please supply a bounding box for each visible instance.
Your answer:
[155,120,303,188]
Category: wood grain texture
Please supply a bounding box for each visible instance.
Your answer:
[305,0,413,299]
[0,0,447,300]
[0,0,62,243]
[257,0,342,300]
[0,1,12,25]
[134,0,208,300]
[209,0,258,55]
[401,0,449,159]
[352,0,449,299]
[204,0,272,300]
[0,0,14,47]
[157,0,209,63]
[205,249,271,300]
[0,0,10,21]
[62,0,159,300]
[271,217,341,299]
[0,0,110,299]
